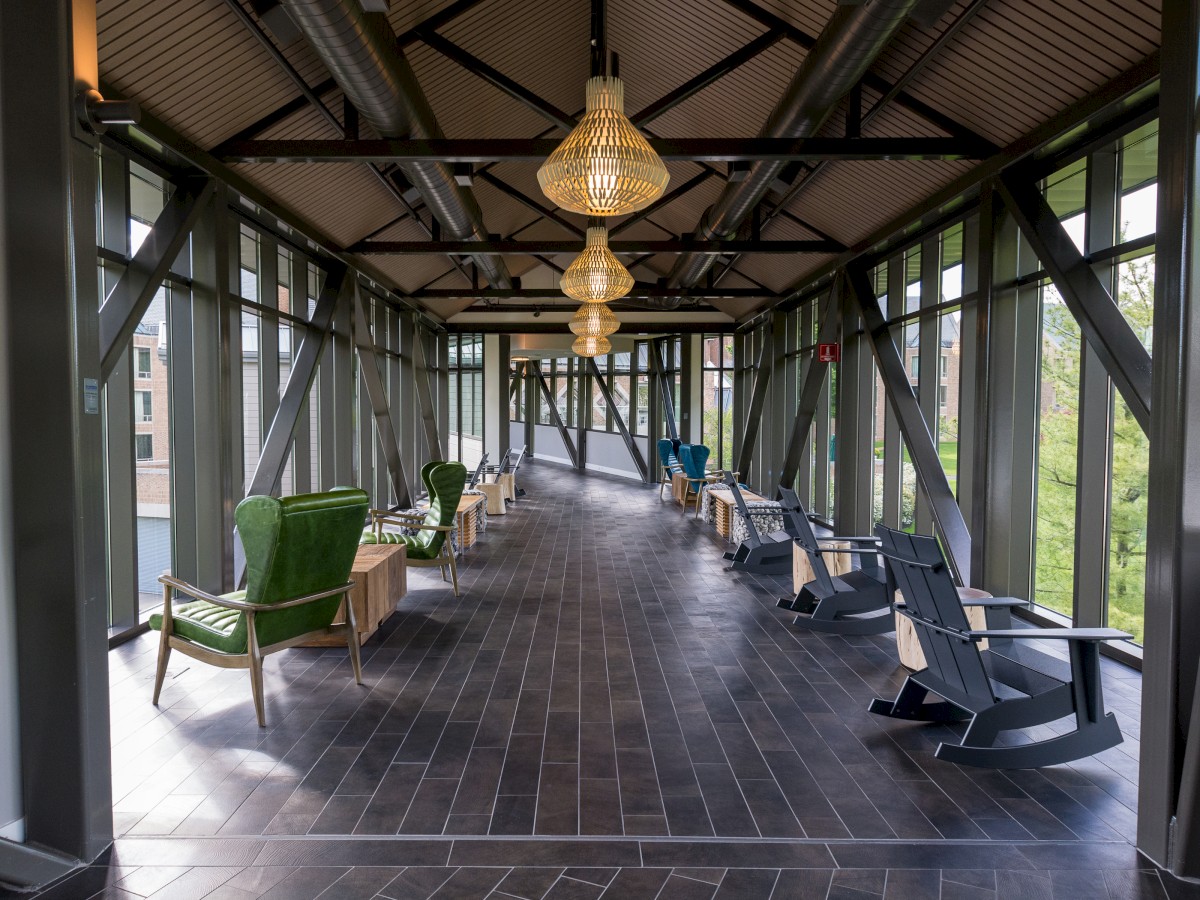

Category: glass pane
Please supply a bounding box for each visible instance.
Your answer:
[1045,158,1087,253]
[938,309,961,497]
[133,295,172,621]
[1034,283,1080,617]
[1117,254,1154,353]
[1109,392,1148,644]
[1119,121,1158,243]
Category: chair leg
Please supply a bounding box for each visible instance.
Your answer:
[447,549,461,597]
[152,631,171,706]
[342,596,364,686]
[246,613,267,727]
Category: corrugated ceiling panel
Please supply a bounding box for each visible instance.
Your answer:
[609,0,767,115]
[99,0,322,147]
[649,39,808,140]
[876,0,1160,147]
[440,0,590,121]
[612,163,726,240]
[368,254,466,295]
[234,160,399,247]
[408,41,556,139]
[470,175,542,238]
[735,0,839,38]
[97,0,1163,315]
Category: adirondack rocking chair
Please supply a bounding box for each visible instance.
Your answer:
[721,473,793,575]
[466,452,490,490]
[869,525,1131,769]
[774,487,892,635]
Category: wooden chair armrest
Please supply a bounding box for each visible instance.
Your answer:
[968,627,1132,642]
[158,574,355,612]
[405,522,454,533]
[158,574,225,605]
[960,597,1027,608]
[374,512,427,524]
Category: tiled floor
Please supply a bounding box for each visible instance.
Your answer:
[11,463,1193,899]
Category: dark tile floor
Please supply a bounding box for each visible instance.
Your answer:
[11,462,1194,899]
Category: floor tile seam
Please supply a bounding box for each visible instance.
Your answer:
[463,585,552,833]
[110,832,1134,847]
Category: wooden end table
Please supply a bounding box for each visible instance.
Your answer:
[302,543,407,647]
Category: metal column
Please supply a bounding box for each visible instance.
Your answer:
[1140,0,1200,875]
[0,0,112,878]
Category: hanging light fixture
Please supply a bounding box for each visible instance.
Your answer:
[569,302,619,338]
[572,335,612,358]
[538,75,669,216]
[561,225,633,303]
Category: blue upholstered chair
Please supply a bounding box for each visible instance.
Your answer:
[678,443,711,510]
[657,438,684,500]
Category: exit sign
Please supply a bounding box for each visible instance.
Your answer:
[817,343,841,363]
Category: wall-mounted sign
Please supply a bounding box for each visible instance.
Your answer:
[817,343,841,363]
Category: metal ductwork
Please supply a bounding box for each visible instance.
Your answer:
[278,0,513,289]
[664,0,920,297]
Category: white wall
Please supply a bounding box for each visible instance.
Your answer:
[532,423,572,465]
[585,430,645,481]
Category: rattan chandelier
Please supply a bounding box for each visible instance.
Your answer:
[561,225,633,303]
[538,76,669,217]
[572,335,612,358]
[569,302,619,339]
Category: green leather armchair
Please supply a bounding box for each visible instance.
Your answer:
[361,461,467,596]
[149,487,370,727]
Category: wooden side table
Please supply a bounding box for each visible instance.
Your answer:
[496,472,515,501]
[895,586,991,670]
[303,543,407,647]
[791,540,852,593]
[456,495,487,547]
[708,486,765,538]
[476,481,508,515]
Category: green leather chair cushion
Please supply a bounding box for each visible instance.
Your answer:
[150,487,369,653]
[360,463,467,561]
[149,592,249,654]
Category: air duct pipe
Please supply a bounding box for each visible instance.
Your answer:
[278,0,513,289]
[664,0,919,296]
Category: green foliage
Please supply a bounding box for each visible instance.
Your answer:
[702,405,734,470]
[1034,255,1151,643]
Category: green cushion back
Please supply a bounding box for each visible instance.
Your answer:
[237,486,369,647]
[410,462,467,558]
[420,460,439,499]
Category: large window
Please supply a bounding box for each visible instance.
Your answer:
[448,334,484,466]
[701,334,733,470]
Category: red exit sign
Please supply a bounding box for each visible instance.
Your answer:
[817,343,841,363]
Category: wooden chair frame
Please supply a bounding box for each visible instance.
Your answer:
[370,508,460,597]
[152,574,361,727]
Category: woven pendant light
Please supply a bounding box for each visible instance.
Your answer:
[572,335,612,358]
[569,302,619,338]
[538,76,669,216]
[561,225,634,303]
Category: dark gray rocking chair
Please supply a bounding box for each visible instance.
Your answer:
[467,451,490,490]
[721,473,793,575]
[775,487,892,635]
[869,525,1131,769]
